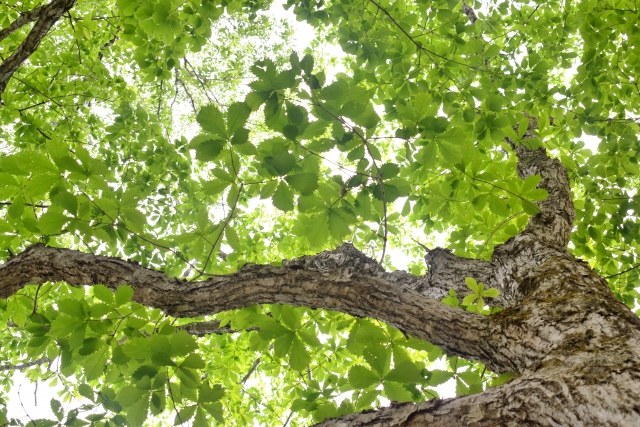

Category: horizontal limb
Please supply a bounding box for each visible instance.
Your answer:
[0,243,523,373]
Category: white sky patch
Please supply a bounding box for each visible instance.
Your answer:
[7,371,57,421]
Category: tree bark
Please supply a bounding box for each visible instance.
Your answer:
[1,143,639,425]
[0,0,77,96]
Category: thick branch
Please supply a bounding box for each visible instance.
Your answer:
[0,6,46,43]
[315,354,640,426]
[420,248,504,304]
[286,243,505,306]
[0,0,77,95]
[0,243,520,373]
[515,145,575,247]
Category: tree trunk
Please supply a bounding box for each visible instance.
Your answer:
[1,144,639,425]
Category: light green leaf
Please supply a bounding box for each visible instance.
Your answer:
[115,286,134,306]
[289,337,311,371]
[48,315,83,338]
[384,360,423,384]
[382,381,413,402]
[170,330,199,357]
[285,173,319,196]
[348,365,380,389]
[486,95,504,113]
[272,182,294,211]
[227,102,251,134]
[482,288,500,298]
[197,105,227,138]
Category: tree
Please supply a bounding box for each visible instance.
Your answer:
[0,0,639,425]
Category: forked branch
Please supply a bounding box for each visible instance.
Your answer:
[0,0,77,95]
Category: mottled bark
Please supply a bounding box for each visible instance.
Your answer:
[0,5,47,43]
[0,0,76,95]
[1,144,639,425]
[0,243,517,373]
[0,357,51,371]
[177,320,258,336]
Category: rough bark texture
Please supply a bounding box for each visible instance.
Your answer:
[0,5,46,43]
[0,0,76,95]
[1,144,639,425]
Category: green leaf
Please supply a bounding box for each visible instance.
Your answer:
[116,386,147,408]
[50,399,63,421]
[273,331,295,357]
[92,285,114,305]
[522,200,541,215]
[429,369,454,386]
[174,405,197,425]
[115,285,134,306]
[285,173,319,196]
[348,365,380,389]
[382,381,413,402]
[363,345,390,377]
[180,353,206,369]
[38,211,68,235]
[384,360,423,384]
[202,402,224,423]
[264,152,296,176]
[465,277,479,293]
[170,330,199,357]
[58,299,85,318]
[462,294,478,306]
[482,288,500,298]
[486,95,504,113]
[193,408,209,427]
[199,384,224,403]
[272,182,294,212]
[378,163,400,179]
[197,105,227,138]
[289,337,311,371]
[48,315,84,338]
[279,305,301,330]
[227,102,252,134]
[122,208,147,232]
[194,137,226,161]
[231,128,250,145]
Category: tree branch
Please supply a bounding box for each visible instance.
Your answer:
[0,0,77,95]
[314,358,640,426]
[0,357,51,371]
[420,247,503,304]
[0,243,521,373]
[515,144,576,247]
[177,320,258,336]
[0,5,46,43]
[461,1,478,23]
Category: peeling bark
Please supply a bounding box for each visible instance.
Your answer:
[1,146,639,425]
[0,0,76,95]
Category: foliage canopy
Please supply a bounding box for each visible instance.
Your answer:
[0,0,639,425]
